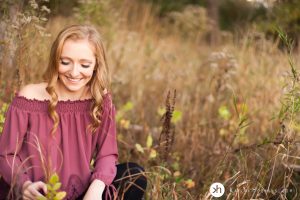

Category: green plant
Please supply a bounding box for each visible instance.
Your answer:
[37,173,66,200]
[0,103,8,133]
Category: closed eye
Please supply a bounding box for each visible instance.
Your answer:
[81,64,90,68]
[61,60,70,65]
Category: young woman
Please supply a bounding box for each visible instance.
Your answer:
[0,25,147,200]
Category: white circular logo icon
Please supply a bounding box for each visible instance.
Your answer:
[209,182,225,197]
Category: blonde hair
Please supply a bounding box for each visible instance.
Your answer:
[42,24,110,136]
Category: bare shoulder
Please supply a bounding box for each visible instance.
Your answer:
[19,82,50,100]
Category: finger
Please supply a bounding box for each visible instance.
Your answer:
[23,197,34,200]
[23,194,34,200]
[24,181,46,199]
[23,190,34,199]
[29,188,44,197]
[42,183,48,194]
[35,181,47,195]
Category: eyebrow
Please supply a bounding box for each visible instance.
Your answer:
[60,56,93,63]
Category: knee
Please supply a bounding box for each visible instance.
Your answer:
[117,162,145,175]
[126,162,145,174]
[127,162,147,190]
[117,162,147,185]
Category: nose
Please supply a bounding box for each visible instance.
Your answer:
[70,62,81,77]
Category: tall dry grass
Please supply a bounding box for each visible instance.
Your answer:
[2,0,300,199]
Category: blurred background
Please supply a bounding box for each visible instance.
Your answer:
[1,0,300,199]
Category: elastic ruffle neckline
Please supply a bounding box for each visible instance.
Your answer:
[11,92,110,113]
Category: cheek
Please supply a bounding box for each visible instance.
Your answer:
[84,65,96,77]
[58,64,69,74]
[83,70,94,78]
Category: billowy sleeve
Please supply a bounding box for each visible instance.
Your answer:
[89,94,118,186]
[0,103,30,187]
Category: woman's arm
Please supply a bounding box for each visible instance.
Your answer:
[83,179,105,200]
[0,101,30,188]
[88,94,118,197]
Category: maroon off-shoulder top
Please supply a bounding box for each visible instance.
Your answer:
[0,92,118,199]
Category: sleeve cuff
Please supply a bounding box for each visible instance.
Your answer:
[89,172,115,186]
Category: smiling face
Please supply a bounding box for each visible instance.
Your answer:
[57,38,96,96]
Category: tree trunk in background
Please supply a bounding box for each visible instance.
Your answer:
[0,0,23,78]
[207,0,220,45]
[0,1,24,92]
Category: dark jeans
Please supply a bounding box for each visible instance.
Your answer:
[76,162,147,200]
[0,162,147,200]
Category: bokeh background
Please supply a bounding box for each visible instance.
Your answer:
[1,0,300,199]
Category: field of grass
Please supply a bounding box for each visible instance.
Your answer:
[1,0,300,199]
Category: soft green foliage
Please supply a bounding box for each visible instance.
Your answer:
[219,0,266,31]
[167,5,208,38]
[260,0,300,43]
[232,96,251,145]
[146,0,206,16]
[116,101,134,122]
[218,105,231,120]
[135,143,144,153]
[276,27,299,123]
[135,134,157,160]
[171,110,182,123]
[0,103,8,134]
[74,0,123,27]
[157,107,182,123]
[37,173,66,200]
[146,134,153,148]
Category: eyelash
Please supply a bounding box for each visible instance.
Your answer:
[60,61,90,68]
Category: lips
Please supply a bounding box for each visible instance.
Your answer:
[66,76,82,83]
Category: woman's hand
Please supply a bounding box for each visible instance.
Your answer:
[22,180,47,200]
[83,180,105,200]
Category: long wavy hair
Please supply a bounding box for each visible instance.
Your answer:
[42,24,110,136]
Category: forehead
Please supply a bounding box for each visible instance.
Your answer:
[60,39,95,60]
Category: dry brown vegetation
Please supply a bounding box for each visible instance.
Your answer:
[2,0,300,199]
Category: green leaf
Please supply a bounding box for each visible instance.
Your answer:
[52,182,62,190]
[1,103,8,112]
[171,162,180,171]
[175,177,183,183]
[123,102,134,112]
[0,115,4,123]
[54,191,66,200]
[146,134,153,148]
[46,183,52,191]
[49,173,59,185]
[218,105,231,120]
[37,196,47,200]
[135,143,144,153]
[149,149,157,159]
[171,110,182,123]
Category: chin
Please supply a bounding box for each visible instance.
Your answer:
[65,85,84,92]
